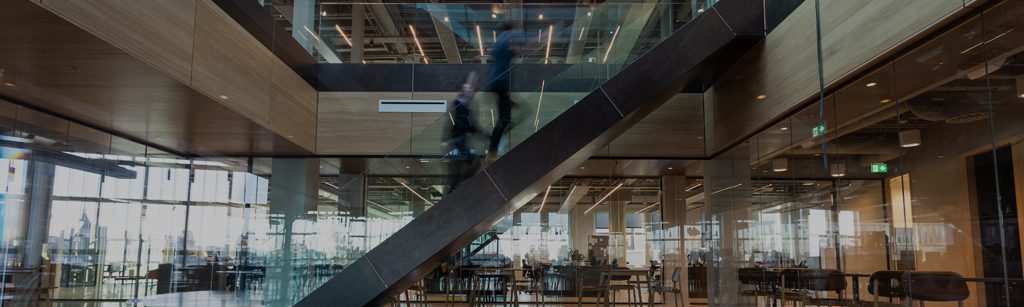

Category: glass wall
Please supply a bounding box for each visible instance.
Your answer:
[693,1,1024,306]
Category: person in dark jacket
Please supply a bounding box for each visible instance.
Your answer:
[445,72,481,192]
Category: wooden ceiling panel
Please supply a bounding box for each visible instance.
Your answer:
[0,0,309,156]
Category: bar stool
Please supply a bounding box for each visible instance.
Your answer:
[578,268,610,307]
[799,269,854,306]
[608,269,639,306]
[907,271,969,307]
[652,267,683,307]
[867,270,909,307]
[776,268,817,306]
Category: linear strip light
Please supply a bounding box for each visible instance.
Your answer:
[635,202,661,214]
[367,200,395,213]
[961,28,1015,54]
[409,24,427,63]
[685,183,703,192]
[400,181,434,205]
[476,25,486,56]
[537,185,552,213]
[303,26,320,42]
[544,25,553,64]
[579,27,586,41]
[534,80,546,131]
[603,25,620,63]
[334,24,353,47]
[585,182,624,214]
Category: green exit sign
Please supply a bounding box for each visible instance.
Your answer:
[811,123,826,137]
[871,163,888,173]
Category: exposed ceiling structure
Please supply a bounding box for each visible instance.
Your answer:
[264,0,691,64]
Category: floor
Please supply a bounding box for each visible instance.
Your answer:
[20,290,697,306]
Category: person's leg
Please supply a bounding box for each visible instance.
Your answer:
[488,87,513,154]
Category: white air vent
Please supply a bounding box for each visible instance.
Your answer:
[378,100,446,113]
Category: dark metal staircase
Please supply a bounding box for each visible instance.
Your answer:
[298,1,770,305]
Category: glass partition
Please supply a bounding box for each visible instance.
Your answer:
[693,1,1024,306]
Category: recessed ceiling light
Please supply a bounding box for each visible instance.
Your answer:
[756,94,767,100]
[538,14,544,20]
[668,167,674,170]
[587,11,592,17]
[321,11,327,17]
[780,127,789,131]
[443,16,449,22]
[492,13,497,19]
[217,95,229,100]
[580,166,585,170]
[880,98,892,104]
[2,82,14,87]
[866,82,877,87]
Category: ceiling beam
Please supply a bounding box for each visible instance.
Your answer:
[427,1,462,64]
[558,184,591,213]
[367,0,409,54]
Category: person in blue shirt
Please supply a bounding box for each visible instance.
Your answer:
[485,22,523,161]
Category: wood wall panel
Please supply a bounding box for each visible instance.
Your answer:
[318,92,707,156]
[706,0,966,155]
[706,3,817,154]
[270,57,318,152]
[317,92,417,155]
[608,93,705,157]
[819,0,962,85]
[38,0,197,85]
[192,0,272,126]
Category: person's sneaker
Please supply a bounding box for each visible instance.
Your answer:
[485,152,498,162]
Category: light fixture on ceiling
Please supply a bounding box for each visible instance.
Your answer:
[667,167,674,170]
[443,16,449,22]
[302,26,320,42]
[579,166,585,170]
[544,25,553,64]
[603,25,620,63]
[585,182,624,214]
[538,14,544,20]
[866,82,877,87]
[476,25,485,56]
[780,126,789,131]
[217,95,229,100]
[899,129,921,148]
[492,13,497,19]
[408,24,428,63]
[321,10,327,17]
[830,163,846,177]
[399,182,434,205]
[334,25,353,47]
[772,158,788,172]
[1,69,15,87]
[756,94,767,100]
[880,98,892,104]
[537,185,551,213]
[587,11,592,17]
